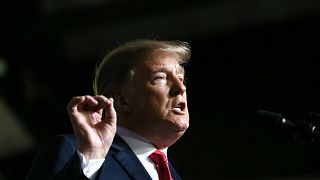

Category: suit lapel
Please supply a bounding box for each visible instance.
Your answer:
[97,134,181,180]
[169,162,182,180]
[106,135,152,180]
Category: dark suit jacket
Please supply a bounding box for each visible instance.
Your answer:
[26,134,182,180]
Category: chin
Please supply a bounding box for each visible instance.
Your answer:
[171,120,189,133]
[158,128,188,148]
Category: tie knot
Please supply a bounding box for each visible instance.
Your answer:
[149,150,172,180]
[149,150,168,165]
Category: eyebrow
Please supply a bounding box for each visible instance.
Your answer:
[152,66,185,74]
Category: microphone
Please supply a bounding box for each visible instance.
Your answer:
[255,110,320,143]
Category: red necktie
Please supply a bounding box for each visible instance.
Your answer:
[149,150,172,180]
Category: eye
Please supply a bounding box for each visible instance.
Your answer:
[155,75,165,80]
[177,75,187,85]
[153,73,167,84]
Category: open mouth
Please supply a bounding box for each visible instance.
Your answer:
[172,101,186,113]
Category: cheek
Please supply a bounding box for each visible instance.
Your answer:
[144,82,167,95]
[148,87,169,104]
[143,89,170,114]
[129,83,169,111]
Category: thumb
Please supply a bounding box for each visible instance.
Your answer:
[102,98,117,125]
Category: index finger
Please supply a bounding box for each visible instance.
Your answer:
[93,95,112,109]
[66,96,85,112]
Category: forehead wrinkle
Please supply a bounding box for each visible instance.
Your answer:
[152,51,184,71]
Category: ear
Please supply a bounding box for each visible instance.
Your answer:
[112,91,131,113]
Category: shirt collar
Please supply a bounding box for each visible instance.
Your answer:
[116,126,168,159]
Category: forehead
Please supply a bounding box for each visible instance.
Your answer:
[139,51,185,73]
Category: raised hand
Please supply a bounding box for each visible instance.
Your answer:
[66,95,117,160]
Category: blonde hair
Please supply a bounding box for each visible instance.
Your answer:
[93,39,191,96]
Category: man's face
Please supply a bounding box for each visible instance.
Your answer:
[122,51,189,147]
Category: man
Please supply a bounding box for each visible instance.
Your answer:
[26,39,191,180]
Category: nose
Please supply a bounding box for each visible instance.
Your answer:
[170,76,186,96]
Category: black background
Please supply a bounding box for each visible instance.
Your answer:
[1,0,320,179]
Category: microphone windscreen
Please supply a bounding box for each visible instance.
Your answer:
[255,110,284,131]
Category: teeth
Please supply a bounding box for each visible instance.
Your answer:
[174,103,183,111]
[174,104,182,110]
[173,102,185,112]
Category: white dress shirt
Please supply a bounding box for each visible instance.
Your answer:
[78,126,168,180]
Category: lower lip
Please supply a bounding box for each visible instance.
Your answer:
[171,108,186,115]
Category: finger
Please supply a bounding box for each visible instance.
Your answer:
[70,115,91,133]
[66,96,85,113]
[102,98,117,125]
[70,119,93,147]
[92,96,108,115]
[66,96,95,140]
[82,95,99,109]
[93,95,109,109]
